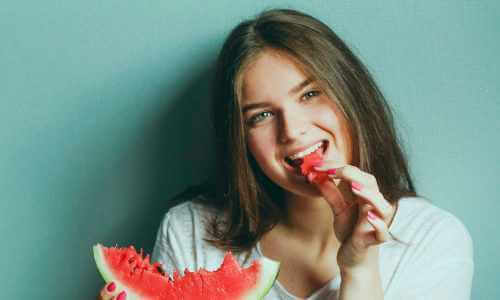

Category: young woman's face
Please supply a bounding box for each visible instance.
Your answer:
[241,50,354,198]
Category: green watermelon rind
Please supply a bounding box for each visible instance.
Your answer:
[93,244,142,300]
[242,256,280,300]
[93,244,112,283]
[93,244,280,300]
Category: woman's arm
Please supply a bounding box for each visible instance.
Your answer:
[314,164,396,299]
[338,248,384,300]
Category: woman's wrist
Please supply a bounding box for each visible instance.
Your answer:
[340,262,379,282]
[339,259,384,300]
[338,244,379,273]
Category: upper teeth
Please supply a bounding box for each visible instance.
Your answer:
[288,141,324,160]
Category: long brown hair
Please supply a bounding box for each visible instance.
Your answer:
[175,8,416,253]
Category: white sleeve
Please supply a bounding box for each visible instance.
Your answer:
[391,215,474,300]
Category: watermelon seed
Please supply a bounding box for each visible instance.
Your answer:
[156,264,166,276]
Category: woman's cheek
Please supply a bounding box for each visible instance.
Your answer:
[247,133,270,166]
[314,104,353,165]
[247,131,284,180]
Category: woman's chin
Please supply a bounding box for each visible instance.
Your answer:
[282,181,324,199]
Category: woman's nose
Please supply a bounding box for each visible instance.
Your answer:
[278,111,309,143]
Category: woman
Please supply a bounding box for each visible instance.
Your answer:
[100,8,473,300]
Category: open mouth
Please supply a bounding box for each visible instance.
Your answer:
[284,140,329,168]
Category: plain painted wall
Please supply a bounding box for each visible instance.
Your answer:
[1,1,498,298]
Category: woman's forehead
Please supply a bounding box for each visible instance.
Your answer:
[239,51,314,104]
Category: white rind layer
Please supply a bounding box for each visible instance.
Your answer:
[242,256,281,300]
[93,244,142,300]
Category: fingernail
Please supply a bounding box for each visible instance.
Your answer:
[367,211,377,220]
[116,291,127,300]
[326,168,336,175]
[106,282,116,292]
[351,181,363,191]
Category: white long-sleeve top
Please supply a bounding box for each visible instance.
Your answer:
[151,196,474,299]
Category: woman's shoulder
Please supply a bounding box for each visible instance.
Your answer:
[163,182,220,220]
[389,196,473,261]
[392,196,469,231]
[153,194,229,272]
[161,194,221,231]
[380,197,474,299]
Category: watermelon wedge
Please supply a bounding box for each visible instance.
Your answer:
[93,244,280,300]
[299,150,329,184]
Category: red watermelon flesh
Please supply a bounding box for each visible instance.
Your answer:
[93,244,280,300]
[299,149,329,184]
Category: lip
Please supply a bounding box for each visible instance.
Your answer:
[285,140,328,159]
[282,140,329,172]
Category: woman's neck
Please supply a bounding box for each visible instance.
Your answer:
[278,192,338,246]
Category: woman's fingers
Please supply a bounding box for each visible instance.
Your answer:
[345,165,378,189]
[315,179,358,242]
[315,179,353,217]
[99,282,127,300]
[314,162,395,247]
[350,184,393,222]
[365,210,392,245]
[316,164,376,188]
[315,164,394,222]
[349,204,391,249]
[115,291,127,300]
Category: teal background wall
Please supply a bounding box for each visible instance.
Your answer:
[1,1,498,298]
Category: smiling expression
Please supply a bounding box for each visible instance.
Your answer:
[240,50,354,198]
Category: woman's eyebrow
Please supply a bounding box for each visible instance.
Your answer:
[289,77,314,96]
[242,78,315,113]
[242,102,267,114]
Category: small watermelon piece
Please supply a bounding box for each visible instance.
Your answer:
[299,150,329,184]
[93,244,280,300]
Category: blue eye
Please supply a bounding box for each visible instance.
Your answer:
[247,111,274,125]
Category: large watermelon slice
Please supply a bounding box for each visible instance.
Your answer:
[93,244,280,300]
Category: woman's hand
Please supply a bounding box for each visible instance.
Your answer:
[97,282,127,300]
[313,163,396,271]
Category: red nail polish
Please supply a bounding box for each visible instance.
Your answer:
[327,168,336,175]
[106,282,116,292]
[351,181,362,191]
[367,211,377,220]
[116,291,127,300]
